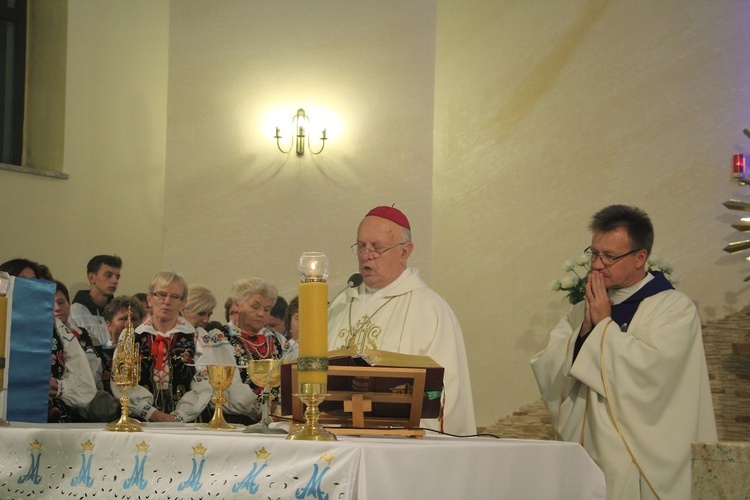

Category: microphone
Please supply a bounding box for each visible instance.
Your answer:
[333,273,363,301]
[347,273,363,288]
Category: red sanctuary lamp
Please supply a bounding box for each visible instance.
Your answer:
[733,154,746,180]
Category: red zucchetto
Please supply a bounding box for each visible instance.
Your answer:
[365,205,411,230]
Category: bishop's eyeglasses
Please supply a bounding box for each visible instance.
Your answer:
[584,246,640,267]
[351,241,409,257]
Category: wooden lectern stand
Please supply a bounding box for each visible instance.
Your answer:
[289,364,429,438]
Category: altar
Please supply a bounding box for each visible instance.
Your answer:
[0,422,605,499]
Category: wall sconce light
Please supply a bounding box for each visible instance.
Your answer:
[274,108,327,156]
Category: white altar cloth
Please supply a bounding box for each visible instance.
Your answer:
[355,436,605,499]
[0,422,604,499]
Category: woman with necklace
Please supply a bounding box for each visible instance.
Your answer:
[112,271,210,422]
[198,277,288,425]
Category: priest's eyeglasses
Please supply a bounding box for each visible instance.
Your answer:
[584,247,640,267]
[351,242,408,257]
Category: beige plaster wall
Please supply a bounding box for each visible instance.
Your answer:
[434,0,750,426]
[0,0,169,296]
[162,1,437,304]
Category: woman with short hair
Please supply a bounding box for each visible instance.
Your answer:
[111,271,210,423]
[198,277,284,425]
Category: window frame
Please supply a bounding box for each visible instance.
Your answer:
[0,0,27,166]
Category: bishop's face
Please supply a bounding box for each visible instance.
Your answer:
[356,216,413,290]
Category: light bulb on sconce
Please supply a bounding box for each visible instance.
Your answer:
[275,108,327,156]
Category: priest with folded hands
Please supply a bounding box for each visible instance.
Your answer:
[531,205,716,499]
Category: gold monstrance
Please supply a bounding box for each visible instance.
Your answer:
[106,307,143,432]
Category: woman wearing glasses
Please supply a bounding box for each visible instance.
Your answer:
[112,271,211,423]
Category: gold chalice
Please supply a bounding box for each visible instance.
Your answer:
[247,359,281,389]
[243,358,286,434]
[203,364,236,430]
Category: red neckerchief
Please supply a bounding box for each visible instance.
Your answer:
[239,329,255,341]
[69,327,82,340]
[150,334,171,371]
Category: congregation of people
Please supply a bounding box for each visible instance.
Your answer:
[0,255,300,427]
[0,206,472,436]
[1,204,719,499]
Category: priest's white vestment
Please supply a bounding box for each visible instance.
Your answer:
[531,277,716,499]
[328,268,476,436]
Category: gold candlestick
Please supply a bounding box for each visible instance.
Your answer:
[287,386,335,441]
[287,252,336,441]
[106,307,143,432]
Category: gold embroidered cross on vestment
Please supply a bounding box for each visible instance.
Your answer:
[339,297,395,352]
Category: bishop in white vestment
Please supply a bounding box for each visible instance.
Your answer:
[328,206,476,436]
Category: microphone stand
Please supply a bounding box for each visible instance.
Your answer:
[243,359,286,434]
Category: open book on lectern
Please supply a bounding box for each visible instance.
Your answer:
[280,349,445,421]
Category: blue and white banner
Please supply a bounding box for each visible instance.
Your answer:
[4,276,55,423]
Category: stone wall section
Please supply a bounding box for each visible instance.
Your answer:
[702,307,750,442]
